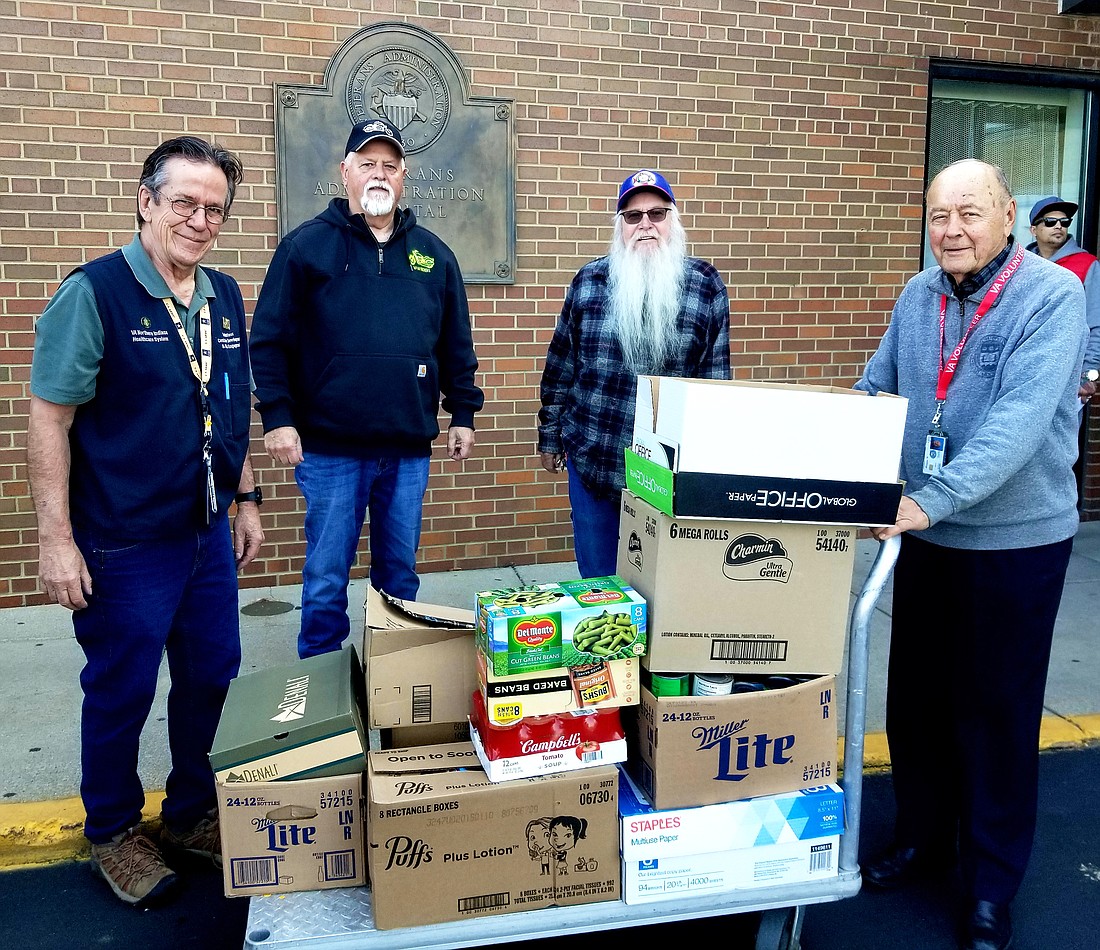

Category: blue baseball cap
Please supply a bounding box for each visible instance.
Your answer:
[1029,195,1077,225]
[345,117,404,157]
[617,169,676,211]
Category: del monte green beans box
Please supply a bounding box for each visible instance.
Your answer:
[475,576,647,677]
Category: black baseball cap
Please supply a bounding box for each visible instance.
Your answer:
[344,118,404,157]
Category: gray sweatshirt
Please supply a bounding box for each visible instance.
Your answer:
[856,243,1087,549]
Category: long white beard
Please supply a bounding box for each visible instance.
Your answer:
[360,182,395,216]
[607,216,688,373]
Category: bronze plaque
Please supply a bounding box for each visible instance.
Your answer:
[275,22,515,283]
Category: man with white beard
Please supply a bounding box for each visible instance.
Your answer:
[538,169,731,578]
[250,117,483,658]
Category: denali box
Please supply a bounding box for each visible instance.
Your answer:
[477,650,640,726]
[363,586,477,730]
[475,576,647,676]
[627,376,906,525]
[210,646,367,784]
[366,744,620,929]
[217,772,365,897]
[627,676,837,810]
[618,492,856,674]
[618,769,842,903]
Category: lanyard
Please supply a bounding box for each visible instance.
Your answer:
[162,298,218,519]
[934,244,1025,415]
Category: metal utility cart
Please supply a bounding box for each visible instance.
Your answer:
[243,536,900,950]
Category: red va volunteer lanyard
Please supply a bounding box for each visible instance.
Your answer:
[924,243,1025,476]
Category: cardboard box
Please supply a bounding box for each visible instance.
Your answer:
[618,492,856,674]
[469,690,628,781]
[363,586,477,729]
[217,772,365,897]
[628,676,837,810]
[627,376,906,525]
[475,576,647,676]
[477,650,640,726]
[617,769,842,903]
[367,744,620,929]
[210,646,368,784]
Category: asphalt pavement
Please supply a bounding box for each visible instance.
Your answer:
[1,529,1098,949]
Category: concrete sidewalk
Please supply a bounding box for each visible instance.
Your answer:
[2,529,1099,868]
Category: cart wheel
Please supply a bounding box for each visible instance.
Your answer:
[755,905,803,950]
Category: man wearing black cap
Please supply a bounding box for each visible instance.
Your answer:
[537,169,730,578]
[249,117,484,658]
[1026,195,1100,404]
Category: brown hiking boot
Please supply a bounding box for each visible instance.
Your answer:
[161,809,222,869]
[90,827,179,906]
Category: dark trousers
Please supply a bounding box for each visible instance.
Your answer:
[886,532,1073,904]
[73,520,242,842]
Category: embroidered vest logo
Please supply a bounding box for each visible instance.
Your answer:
[409,249,435,273]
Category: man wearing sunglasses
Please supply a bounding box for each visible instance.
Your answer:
[537,169,730,578]
[1026,195,1100,406]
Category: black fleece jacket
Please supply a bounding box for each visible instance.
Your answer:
[250,198,484,457]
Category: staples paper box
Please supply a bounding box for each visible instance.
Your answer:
[210,646,367,783]
[618,492,856,674]
[475,576,647,676]
[618,770,842,903]
[367,744,620,929]
[627,676,837,810]
[627,376,906,525]
[363,586,477,730]
[217,772,365,897]
[477,649,640,726]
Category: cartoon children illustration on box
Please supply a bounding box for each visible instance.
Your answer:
[549,815,588,876]
[526,817,552,876]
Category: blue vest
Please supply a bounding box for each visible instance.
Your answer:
[70,250,251,538]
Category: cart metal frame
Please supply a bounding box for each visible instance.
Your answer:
[244,536,900,950]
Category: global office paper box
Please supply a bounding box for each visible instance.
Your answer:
[627,376,907,525]
[363,585,477,731]
[367,744,620,929]
[627,676,838,810]
[217,771,365,897]
[618,492,856,674]
[618,769,842,903]
[210,646,368,784]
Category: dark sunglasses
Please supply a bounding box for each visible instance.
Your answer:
[620,207,671,224]
[1040,217,1072,228]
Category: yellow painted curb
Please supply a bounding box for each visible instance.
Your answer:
[0,792,165,871]
[2,716,1096,871]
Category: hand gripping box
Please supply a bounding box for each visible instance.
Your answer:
[363,586,477,739]
[617,492,856,674]
[210,646,368,784]
[626,675,837,810]
[475,576,647,677]
[217,771,365,897]
[367,744,620,930]
[626,376,907,526]
[617,768,842,904]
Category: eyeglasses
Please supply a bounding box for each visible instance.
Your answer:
[619,207,671,225]
[150,188,228,225]
[1039,217,1071,228]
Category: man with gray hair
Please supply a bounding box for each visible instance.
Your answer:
[537,169,731,578]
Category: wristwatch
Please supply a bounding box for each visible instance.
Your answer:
[1082,369,1099,383]
[234,487,264,506]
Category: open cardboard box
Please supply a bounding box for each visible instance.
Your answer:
[627,376,907,525]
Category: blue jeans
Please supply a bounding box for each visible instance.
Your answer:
[72,520,241,844]
[296,452,430,658]
[565,458,622,579]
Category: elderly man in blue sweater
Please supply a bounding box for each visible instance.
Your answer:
[855,159,1087,950]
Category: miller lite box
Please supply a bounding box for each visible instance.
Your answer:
[210,646,368,783]
[627,675,837,809]
[217,771,365,897]
[617,492,856,675]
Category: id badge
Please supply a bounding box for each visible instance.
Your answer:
[923,431,947,475]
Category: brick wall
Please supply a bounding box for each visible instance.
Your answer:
[1,0,1098,607]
